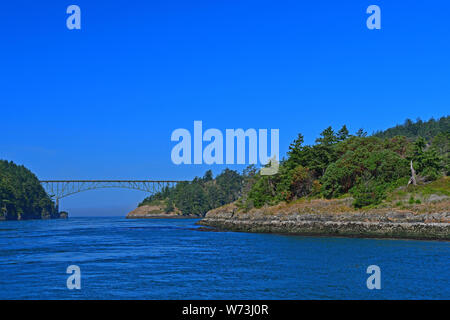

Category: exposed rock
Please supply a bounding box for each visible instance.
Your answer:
[126,204,196,219]
[198,200,450,240]
[428,194,449,203]
[59,211,69,219]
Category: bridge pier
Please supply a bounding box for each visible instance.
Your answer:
[55,197,59,213]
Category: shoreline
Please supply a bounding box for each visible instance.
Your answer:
[126,215,200,219]
[125,204,200,219]
[197,218,450,241]
[197,200,450,241]
[0,215,68,222]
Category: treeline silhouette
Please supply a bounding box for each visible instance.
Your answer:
[374,116,449,141]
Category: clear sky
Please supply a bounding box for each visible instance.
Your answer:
[1,1,449,216]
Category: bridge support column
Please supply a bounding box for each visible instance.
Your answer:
[55,197,59,213]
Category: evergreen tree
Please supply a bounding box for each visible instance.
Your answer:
[337,125,350,141]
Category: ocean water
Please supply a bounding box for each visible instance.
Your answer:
[0,217,448,300]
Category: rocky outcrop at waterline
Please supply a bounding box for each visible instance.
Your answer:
[59,211,69,219]
[198,198,450,240]
[126,204,197,219]
[0,210,68,221]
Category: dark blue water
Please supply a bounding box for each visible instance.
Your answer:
[0,217,448,299]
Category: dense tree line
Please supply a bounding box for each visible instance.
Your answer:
[146,115,448,215]
[0,160,58,220]
[374,116,449,141]
[140,169,248,216]
[247,117,449,209]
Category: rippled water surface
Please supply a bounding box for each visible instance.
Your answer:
[0,217,448,299]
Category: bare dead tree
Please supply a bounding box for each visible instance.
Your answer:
[407,160,417,186]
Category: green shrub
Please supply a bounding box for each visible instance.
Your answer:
[351,177,386,208]
[289,166,314,199]
[321,149,409,199]
[421,167,440,181]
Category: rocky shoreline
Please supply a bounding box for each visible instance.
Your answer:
[197,200,450,241]
[126,204,199,219]
[0,211,68,221]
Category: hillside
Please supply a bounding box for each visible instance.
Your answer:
[127,169,246,218]
[197,115,449,239]
[0,160,61,220]
[129,115,449,220]
[242,121,448,211]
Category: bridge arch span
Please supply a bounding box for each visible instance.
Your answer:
[39,180,187,211]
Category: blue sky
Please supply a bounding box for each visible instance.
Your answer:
[1,1,449,216]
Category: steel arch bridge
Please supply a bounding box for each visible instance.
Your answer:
[39,180,187,211]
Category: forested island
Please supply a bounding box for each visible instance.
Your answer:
[129,116,449,240]
[127,168,245,218]
[0,160,65,220]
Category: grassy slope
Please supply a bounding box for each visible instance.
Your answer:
[223,177,450,216]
